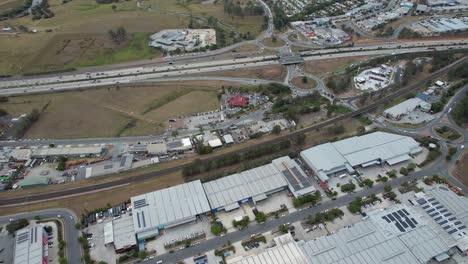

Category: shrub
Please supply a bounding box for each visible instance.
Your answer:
[384,185,392,192]
[211,223,222,236]
[341,183,356,193]
[400,167,408,176]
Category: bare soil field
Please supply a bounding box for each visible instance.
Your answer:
[2,83,220,138]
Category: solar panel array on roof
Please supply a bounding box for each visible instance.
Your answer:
[133,199,147,209]
[381,208,417,232]
[418,196,466,238]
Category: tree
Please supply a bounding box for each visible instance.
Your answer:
[255,212,267,223]
[111,4,116,10]
[407,163,416,171]
[56,156,68,171]
[279,224,288,234]
[108,27,127,45]
[363,178,374,188]
[302,76,308,84]
[211,223,222,235]
[272,125,281,134]
[400,167,408,176]
[384,185,392,192]
[138,251,147,260]
[6,218,29,234]
[74,223,82,230]
[0,109,7,116]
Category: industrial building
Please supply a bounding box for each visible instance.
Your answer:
[14,225,48,264]
[300,203,458,264]
[148,29,216,51]
[271,156,316,198]
[383,98,431,120]
[300,132,422,182]
[202,163,289,212]
[147,143,167,155]
[31,146,103,158]
[227,233,309,264]
[231,195,468,264]
[354,65,396,91]
[0,149,31,162]
[18,176,49,188]
[130,180,211,240]
[104,214,137,253]
[167,138,193,153]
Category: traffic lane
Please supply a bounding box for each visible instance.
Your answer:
[0,209,82,264]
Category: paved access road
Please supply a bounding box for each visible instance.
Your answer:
[0,209,82,264]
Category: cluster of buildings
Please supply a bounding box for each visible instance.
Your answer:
[354,64,396,91]
[148,29,216,51]
[355,2,413,31]
[409,17,468,36]
[291,21,351,45]
[228,185,468,264]
[102,132,425,253]
[273,0,366,17]
[383,80,448,121]
[300,131,422,182]
[415,0,468,14]
[104,155,316,252]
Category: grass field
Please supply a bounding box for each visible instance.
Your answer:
[0,0,264,74]
[303,56,371,76]
[2,83,221,138]
[291,76,318,89]
[189,65,287,81]
[261,36,286,47]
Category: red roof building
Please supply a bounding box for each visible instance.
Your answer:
[227,95,249,107]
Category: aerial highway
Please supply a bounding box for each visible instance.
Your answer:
[0,43,467,96]
[0,56,465,207]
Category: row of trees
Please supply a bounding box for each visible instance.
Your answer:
[306,208,344,225]
[12,109,40,138]
[182,140,291,177]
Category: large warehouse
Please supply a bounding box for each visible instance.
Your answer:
[130,180,211,240]
[202,163,288,212]
[14,225,48,264]
[231,199,465,264]
[300,132,422,182]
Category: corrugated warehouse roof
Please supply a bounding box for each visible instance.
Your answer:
[14,225,46,264]
[112,215,137,251]
[131,180,210,233]
[146,143,167,154]
[202,163,288,210]
[299,204,453,264]
[227,234,309,264]
[383,98,425,117]
[31,146,102,157]
[19,177,49,188]
[300,132,421,177]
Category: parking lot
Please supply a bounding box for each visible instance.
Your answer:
[146,215,214,255]
[182,111,224,130]
[255,190,295,214]
[216,203,256,231]
[86,218,117,264]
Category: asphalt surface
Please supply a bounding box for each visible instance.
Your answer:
[0,56,464,206]
[0,209,82,264]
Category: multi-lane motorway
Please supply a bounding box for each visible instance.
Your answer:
[0,40,467,95]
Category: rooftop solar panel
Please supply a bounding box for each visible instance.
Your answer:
[430,212,440,217]
[431,201,440,206]
[448,217,456,221]
[422,205,430,209]
[444,225,451,230]
[444,213,452,217]
[398,210,406,217]
[448,229,458,234]
[427,208,435,213]
[402,209,409,215]
[388,214,395,221]
[459,226,466,230]
[434,216,443,221]
[416,198,427,205]
[395,222,405,232]
[454,221,462,225]
[411,218,418,225]
[400,219,408,228]
[439,220,448,225]
[383,216,390,223]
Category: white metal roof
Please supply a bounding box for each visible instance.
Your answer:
[299,204,452,264]
[131,180,210,233]
[146,143,167,154]
[383,98,425,117]
[208,139,223,148]
[300,132,421,176]
[223,134,234,144]
[112,214,136,250]
[227,234,309,264]
[31,146,102,157]
[202,163,288,210]
[104,222,114,244]
[14,225,46,264]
